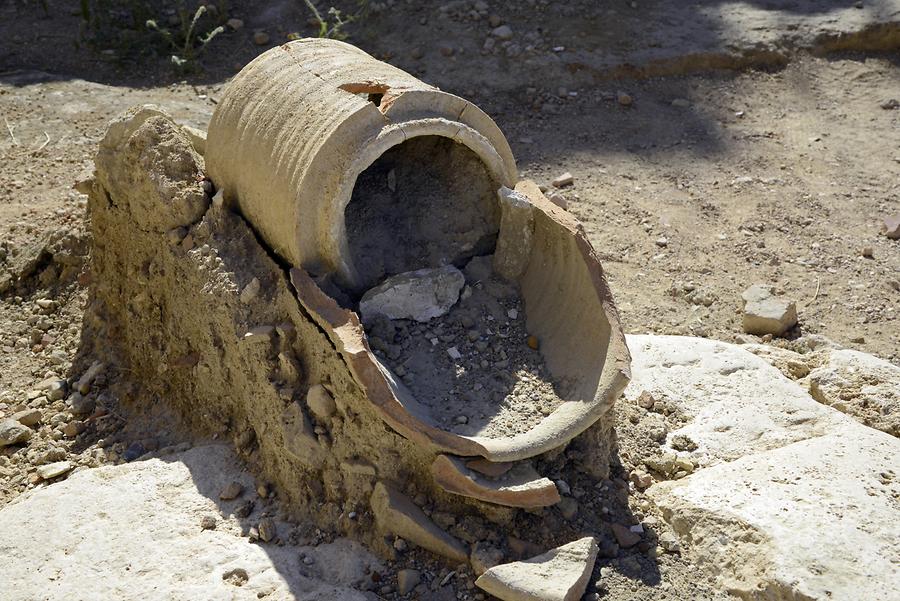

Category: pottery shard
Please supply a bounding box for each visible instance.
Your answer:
[493,187,534,281]
[466,458,514,477]
[370,481,467,562]
[475,536,598,601]
[431,455,561,508]
[358,266,465,324]
[741,284,797,336]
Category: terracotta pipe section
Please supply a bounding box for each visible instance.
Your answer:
[206,38,517,290]
[209,39,630,464]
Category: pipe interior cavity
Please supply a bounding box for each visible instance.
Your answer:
[343,135,500,294]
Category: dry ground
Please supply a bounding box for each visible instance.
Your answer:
[0,2,898,600]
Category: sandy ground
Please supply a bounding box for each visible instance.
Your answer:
[1,1,898,600]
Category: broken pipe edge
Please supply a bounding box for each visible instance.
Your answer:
[288,178,631,464]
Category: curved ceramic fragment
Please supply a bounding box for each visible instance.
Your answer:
[431,455,561,509]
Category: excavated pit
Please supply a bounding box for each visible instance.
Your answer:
[344,136,500,293]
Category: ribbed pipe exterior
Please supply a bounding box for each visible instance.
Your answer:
[207,39,516,287]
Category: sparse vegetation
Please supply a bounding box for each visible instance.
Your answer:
[146,5,224,73]
[300,0,361,41]
[78,1,227,73]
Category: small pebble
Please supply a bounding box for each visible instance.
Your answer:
[220,481,243,501]
[36,460,73,480]
[257,518,276,542]
[491,25,513,40]
[551,172,574,188]
[200,515,217,530]
[253,31,270,45]
[526,335,539,350]
[123,442,145,462]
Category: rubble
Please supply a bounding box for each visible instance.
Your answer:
[358,266,465,324]
[475,536,598,601]
[741,284,798,336]
[551,172,574,188]
[305,384,337,421]
[36,461,73,480]
[370,482,468,562]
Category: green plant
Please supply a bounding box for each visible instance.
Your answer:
[146,5,224,73]
[301,0,354,40]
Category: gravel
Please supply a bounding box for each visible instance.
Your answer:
[366,258,567,439]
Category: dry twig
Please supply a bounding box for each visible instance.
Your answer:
[4,117,18,145]
[33,131,50,153]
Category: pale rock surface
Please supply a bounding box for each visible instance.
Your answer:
[624,334,900,601]
[0,444,380,601]
[625,335,844,464]
[740,343,815,379]
[808,348,900,436]
[741,284,797,336]
[742,343,899,437]
[475,536,598,601]
[358,266,465,324]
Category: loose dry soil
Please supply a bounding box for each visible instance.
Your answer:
[368,260,567,439]
[1,1,898,600]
